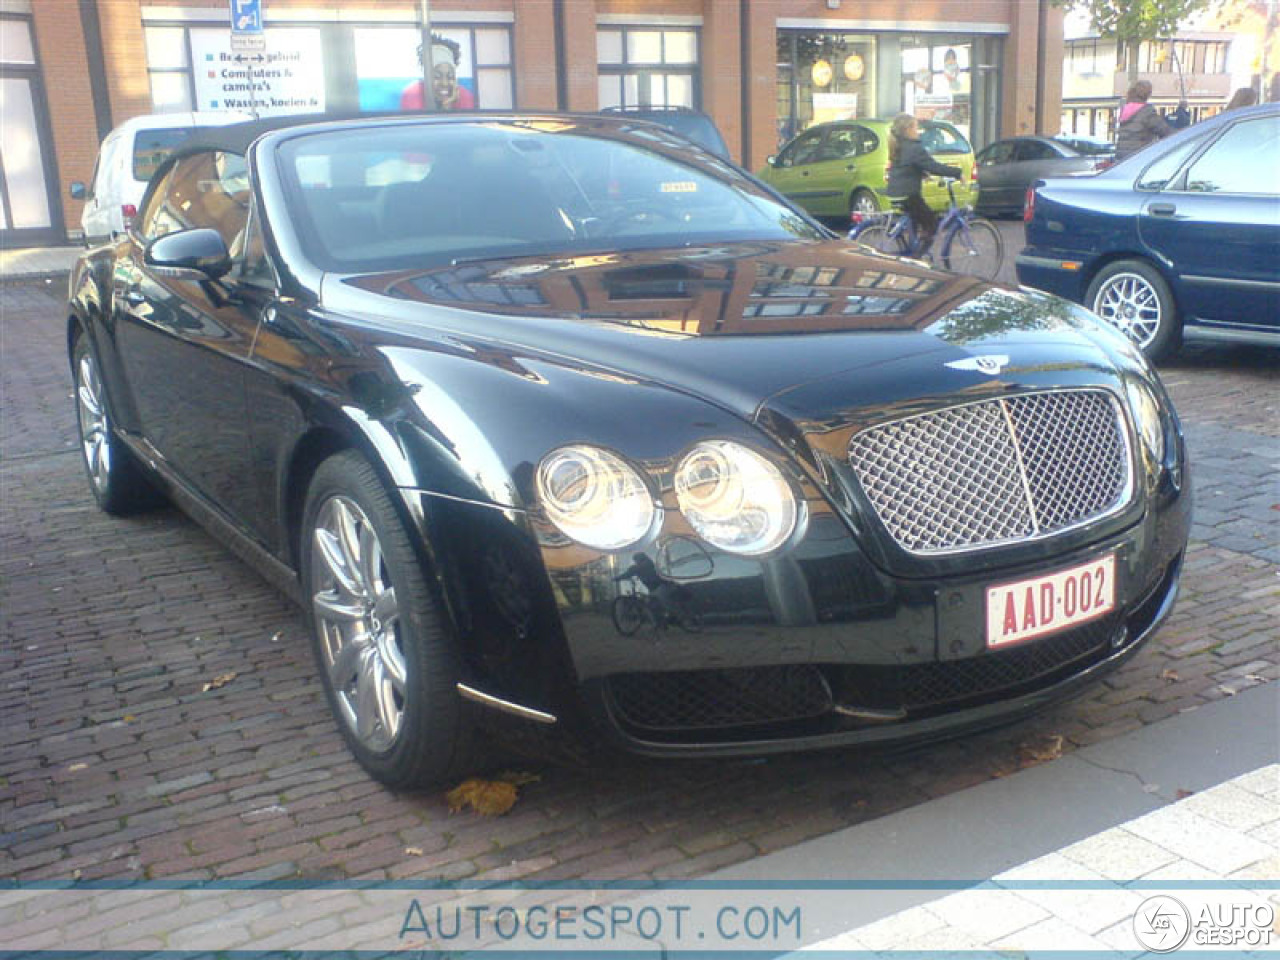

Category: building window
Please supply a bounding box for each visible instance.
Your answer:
[354,25,513,111]
[597,26,700,108]
[144,26,193,112]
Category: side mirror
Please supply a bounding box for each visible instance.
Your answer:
[69,181,87,200]
[145,228,232,280]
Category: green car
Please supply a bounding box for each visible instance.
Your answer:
[758,118,976,222]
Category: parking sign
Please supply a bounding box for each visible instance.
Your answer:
[230,0,265,51]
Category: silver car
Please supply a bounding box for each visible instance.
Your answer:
[974,136,1099,217]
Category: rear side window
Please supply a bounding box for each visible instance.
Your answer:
[1135,133,1207,191]
[979,142,1016,165]
[1183,116,1280,195]
[1016,140,1057,161]
[922,123,970,155]
[132,128,194,182]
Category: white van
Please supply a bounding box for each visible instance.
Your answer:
[72,111,251,244]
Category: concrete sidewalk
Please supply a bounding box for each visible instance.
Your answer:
[711,680,1279,951]
[0,244,80,281]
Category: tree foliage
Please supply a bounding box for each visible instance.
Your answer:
[1055,0,1217,44]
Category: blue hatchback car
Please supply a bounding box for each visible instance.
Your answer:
[1017,104,1280,358]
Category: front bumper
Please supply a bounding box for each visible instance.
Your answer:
[1015,250,1091,303]
[545,439,1190,756]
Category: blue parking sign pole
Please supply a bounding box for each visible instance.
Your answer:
[229,0,265,118]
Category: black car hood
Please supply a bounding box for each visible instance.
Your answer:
[323,240,1121,425]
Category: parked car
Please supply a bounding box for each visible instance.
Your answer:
[71,111,251,244]
[974,136,1098,217]
[598,105,730,160]
[68,113,1189,787]
[758,118,976,221]
[1018,103,1280,358]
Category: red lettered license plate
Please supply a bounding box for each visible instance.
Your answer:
[985,554,1116,648]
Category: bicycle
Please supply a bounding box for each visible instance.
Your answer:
[611,575,702,636]
[850,180,1004,281]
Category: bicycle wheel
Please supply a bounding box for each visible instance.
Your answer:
[612,595,646,636]
[856,223,910,257]
[941,218,1003,281]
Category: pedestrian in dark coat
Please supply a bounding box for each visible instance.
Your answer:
[885,114,962,256]
[1115,81,1173,161]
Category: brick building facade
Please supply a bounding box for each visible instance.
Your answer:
[4,0,1064,242]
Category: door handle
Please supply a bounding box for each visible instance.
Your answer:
[1149,202,1177,217]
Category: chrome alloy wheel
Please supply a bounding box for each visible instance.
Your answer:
[852,191,879,215]
[310,495,406,752]
[76,351,111,493]
[1093,272,1162,348]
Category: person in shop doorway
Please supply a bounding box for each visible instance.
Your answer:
[1114,80,1173,161]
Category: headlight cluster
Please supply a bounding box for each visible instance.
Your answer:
[536,441,800,556]
[536,445,656,550]
[1124,379,1165,463]
[674,441,799,556]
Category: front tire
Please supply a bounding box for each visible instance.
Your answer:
[941,218,1003,281]
[1086,260,1181,359]
[301,451,477,788]
[856,223,910,257]
[71,330,159,515]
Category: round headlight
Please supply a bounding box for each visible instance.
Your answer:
[1125,379,1165,463]
[536,445,656,551]
[674,441,799,556]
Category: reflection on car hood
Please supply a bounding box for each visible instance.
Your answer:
[324,239,1118,422]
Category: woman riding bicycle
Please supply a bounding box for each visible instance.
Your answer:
[885,114,963,257]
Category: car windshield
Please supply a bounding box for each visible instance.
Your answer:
[133,128,194,182]
[277,122,823,272]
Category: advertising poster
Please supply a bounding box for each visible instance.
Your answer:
[354,27,476,111]
[189,27,324,115]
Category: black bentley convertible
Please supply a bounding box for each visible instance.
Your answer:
[68,114,1191,786]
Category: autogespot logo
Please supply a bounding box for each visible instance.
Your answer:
[1134,895,1192,953]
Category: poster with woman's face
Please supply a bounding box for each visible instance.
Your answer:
[354,27,476,111]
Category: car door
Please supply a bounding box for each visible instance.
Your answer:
[81,133,120,242]
[798,126,861,217]
[112,149,263,526]
[1138,114,1280,331]
[975,141,1017,210]
[766,128,831,214]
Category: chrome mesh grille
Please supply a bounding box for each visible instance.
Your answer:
[848,390,1131,554]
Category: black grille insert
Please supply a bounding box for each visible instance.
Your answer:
[608,665,834,732]
[833,615,1122,713]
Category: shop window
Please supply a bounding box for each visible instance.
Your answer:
[775,32,876,143]
[597,26,699,108]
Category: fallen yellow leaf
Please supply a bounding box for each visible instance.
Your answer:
[1018,733,1064,768]
[202,672,237,693]
[405,846,424,856]
[446,778,520,816]
[1160,668,1180,683]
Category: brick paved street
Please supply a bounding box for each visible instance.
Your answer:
[2,280,1277,885]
